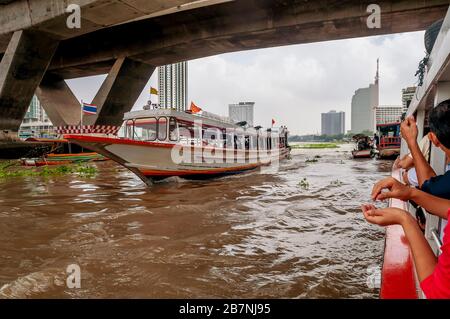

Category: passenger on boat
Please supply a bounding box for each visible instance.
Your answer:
[400,100,450,199]
[395,133,431,187]
[361,204,450,299]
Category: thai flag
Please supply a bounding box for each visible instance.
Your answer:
[82,102,97,115]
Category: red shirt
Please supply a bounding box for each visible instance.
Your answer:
[420,210,450,299]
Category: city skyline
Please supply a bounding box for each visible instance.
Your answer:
[66,31,425,135]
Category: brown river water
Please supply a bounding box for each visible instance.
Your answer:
[0,144,392,298]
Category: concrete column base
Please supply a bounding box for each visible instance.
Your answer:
[0,30,59,131]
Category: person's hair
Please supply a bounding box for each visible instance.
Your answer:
[429,99,450,149]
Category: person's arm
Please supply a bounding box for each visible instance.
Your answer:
[401,213,437,281]
[372,177,450,219]
[408,140,436,186]
[361,206,437,282]
[395,154,414,170]
[409,188,450,220]
[401,117,436,186]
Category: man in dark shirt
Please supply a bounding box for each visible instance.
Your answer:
[421,167,450,199]
[401,99,450,199]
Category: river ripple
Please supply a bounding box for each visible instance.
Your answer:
[0,144,391,298]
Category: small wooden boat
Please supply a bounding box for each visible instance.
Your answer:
[63,108,291,185]
[351,134,374,158]
[20,138,107,167]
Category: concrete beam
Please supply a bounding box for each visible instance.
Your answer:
[0,30,59,133]
[82,57,155,126]
[47,0,450,78]
[36,73,81,127]
[0,1,206,53]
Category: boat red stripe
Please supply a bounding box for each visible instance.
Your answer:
[380,168,418,299]
[140,164,260,176]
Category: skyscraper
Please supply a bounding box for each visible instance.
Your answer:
[20,96,54,138]
[351,60,379,134]
[321,110,345,135]
[228,102,255,126]
[158,62,188,111]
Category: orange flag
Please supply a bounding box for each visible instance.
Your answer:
[190,101,202,114]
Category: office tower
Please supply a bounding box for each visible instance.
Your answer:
[321,110,345,135]
[158,62,188,111]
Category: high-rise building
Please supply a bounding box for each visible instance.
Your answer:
[158,62,188,111]
[351,61,379,134]
[24,95,42,121]
[376,105,403,125]
[20,96,54,138]
[228,102,255,126]
[402,86,417,113]
[321,110,345,135]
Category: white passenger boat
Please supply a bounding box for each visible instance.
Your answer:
[63,108,290,184]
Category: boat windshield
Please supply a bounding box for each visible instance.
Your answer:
[134,118,157,141]
[121,116,179,142]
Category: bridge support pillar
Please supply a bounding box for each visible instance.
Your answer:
[84,57,155,126]
[0,30,59,137]
[36,73,81,127]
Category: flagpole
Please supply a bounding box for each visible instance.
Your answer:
[80,99,84,133]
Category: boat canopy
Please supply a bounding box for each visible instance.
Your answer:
[123,109,238,130]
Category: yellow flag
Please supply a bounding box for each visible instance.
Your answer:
[150,87,158,95]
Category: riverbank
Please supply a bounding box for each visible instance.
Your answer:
[290,142,342,149]
[0,160,97,178]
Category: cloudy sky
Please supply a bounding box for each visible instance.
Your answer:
[67,31,426,135]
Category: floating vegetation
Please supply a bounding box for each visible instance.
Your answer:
[0,161,97,179]
[305,158,318,163]
[314,155,322,159]
[292,143,340,149]
[298,178,310,190]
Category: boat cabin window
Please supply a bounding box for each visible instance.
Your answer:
[177,121,197,145]
[226,134,234,149]
[245,136,250,150]
[252,135,257,150]
[158,117,167,141]
[273,137,279,149]
[134,117,157,141]
[169,117,178,141]
[258,135,266,150]
[125,120,134,139]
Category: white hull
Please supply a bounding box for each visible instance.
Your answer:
[65,135,290,183]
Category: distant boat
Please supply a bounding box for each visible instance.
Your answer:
[352,134,374,158]
[63,108,291,184]
[376,123,401,159]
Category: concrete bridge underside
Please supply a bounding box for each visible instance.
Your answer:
[0,0,449,136]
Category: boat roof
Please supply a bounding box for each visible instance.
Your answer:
[123,108,289,134]
[124,109,239,129]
